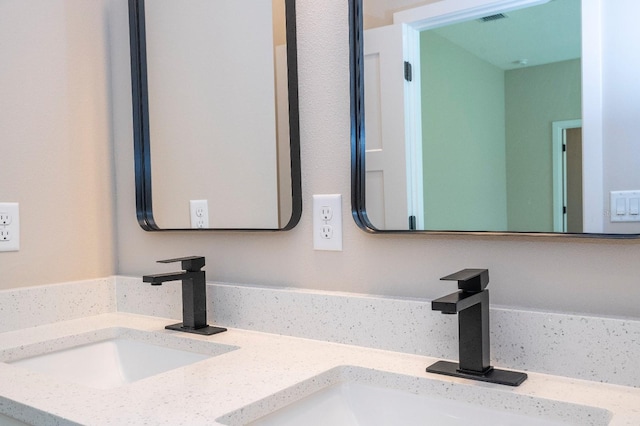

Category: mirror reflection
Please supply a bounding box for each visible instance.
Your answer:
[354,0,640,236]
[129,0,301,231]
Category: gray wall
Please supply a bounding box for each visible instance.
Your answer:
[0,0,116,288]
[602,1,640,234]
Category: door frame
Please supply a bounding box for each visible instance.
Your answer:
[552,119,582,232]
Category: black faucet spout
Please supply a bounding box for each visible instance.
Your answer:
[432,289,487,314]
[143,271,194,285]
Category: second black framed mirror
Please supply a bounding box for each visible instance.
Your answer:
[350,0,640,238]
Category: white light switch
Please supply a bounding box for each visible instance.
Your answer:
[610,191,640,222]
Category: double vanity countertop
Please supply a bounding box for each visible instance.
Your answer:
[0,312,638,425]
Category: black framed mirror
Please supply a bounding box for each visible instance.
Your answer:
[350,0,640,238]
[129,0,301,231]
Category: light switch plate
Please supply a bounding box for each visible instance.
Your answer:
[610,191,640,222]
[0,202,20,252]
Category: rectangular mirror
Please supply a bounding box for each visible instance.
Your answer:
[350,0,640,237]
[129,0,301,231]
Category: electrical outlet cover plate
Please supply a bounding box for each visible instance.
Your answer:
[0,202,19,252]
[190,200,209,229]
[313,194,342,251]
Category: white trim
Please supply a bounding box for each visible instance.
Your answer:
[393,0,550,30]
[403,25,424,229]
[552,119,582,233]
[580,0,604,233]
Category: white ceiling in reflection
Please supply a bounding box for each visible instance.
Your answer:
[365,0,581,70]
[432,0,581,70]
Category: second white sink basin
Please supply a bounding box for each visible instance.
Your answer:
[218,366,612,426]
[2,327,237,389]
[248,381,574,425]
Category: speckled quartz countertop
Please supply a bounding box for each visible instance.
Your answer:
[0,312,638,425]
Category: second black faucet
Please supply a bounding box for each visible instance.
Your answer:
[426,269,527,386]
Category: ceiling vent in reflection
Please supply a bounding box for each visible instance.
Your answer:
[478,13,508,22]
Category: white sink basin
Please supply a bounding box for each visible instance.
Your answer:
[218,366,612,426]
[2,327,237,389]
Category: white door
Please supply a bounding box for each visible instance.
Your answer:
[364,24,419,230]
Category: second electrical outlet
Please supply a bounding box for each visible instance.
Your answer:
[0,202,19,252]
[313,194,342,251]
[190,200,209,229]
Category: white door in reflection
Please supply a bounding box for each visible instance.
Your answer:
[364,24,423,230]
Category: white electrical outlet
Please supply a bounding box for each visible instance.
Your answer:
[0,212,12,225]
[190,200,209,229]
[0,203,19,252]
[313,194,342,251]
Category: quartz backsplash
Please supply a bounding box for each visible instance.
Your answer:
[1,277,638,387]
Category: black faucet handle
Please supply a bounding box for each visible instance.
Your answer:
[440,269,489,292]
[158,256,205,272]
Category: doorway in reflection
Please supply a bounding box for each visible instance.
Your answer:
[363,0,582,232]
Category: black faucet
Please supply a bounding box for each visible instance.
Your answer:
[143,256,226,336]
[426,269,527,386]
